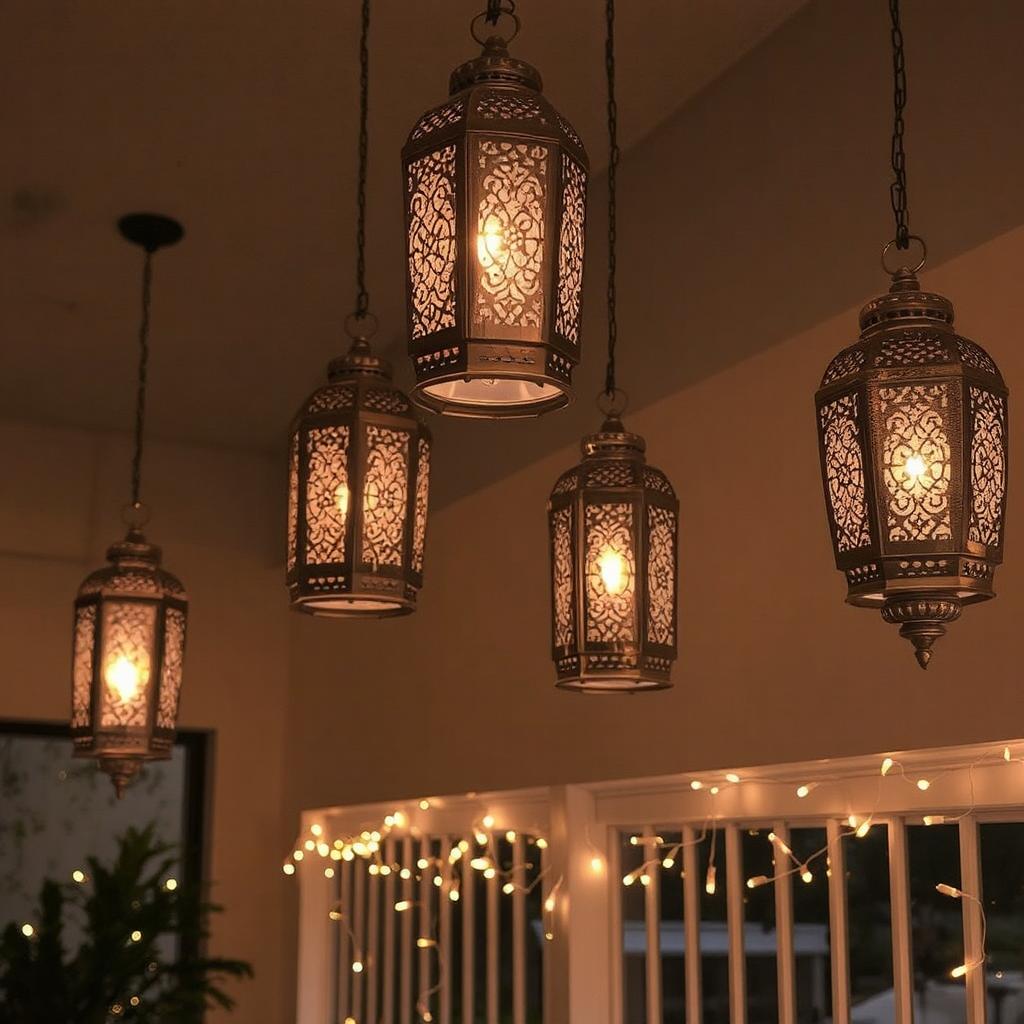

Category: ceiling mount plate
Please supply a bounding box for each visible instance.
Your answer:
[117,213,184,252]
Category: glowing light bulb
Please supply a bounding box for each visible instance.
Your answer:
[477,215,508,266]
[622,873,636,887]
[662,857,675,869]
[417,938,433,949]
[503,883,516,895]
[395,900,412,912]
[72,870,86,883]
[951,964,969,979]
[293,850,304,861]
[483,867,496,880]
[705,866,717,895]
[352,961,364,974]
[470,857,490,871]
[747,875,769,889]
[535,838,548,850]
[304,840,315,852]
[904,453,927,481]
[923,815,945,826]
[458,840,470,853]
[597,548,628,596]
[629,835,640,846]
[105,656,143,703]
[449,889,460,903]
[417,858,429,870]
[130,930,142,943]
[639,873,651,887]
[591,856,604,874]
[796,784,813,799]
[482,815,495,829]
[710,786,720,795]
[916,779,931,791]
[855,821,872,838]
[400,868,412,880]
[433,875,442,888]
[505,830,517,842]
[725,772,741,784]
[21,924,34,938]
[936,883,961,899]
[1004,746,1012,762]
[310,823,323,837]
[419,799,431,810]
[544,895,556,912]
[283,863,295,875]
[801,867,813,884]
[881,757,894,776]
[164,878,177,891]
[690,780,704,791]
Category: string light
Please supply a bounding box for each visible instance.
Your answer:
[747,875,769,889]
[535,838,548,850]
[352,961,364,974]
[796,784,815,799]
[725,773,741,784]
[21,924,34,938]
[311,823,323,837]
[482,815,495,829]
[1004,746,1011,762]
[395,900,412,912]
[662,856,675,869]
[705,865,717,895]
[923,815,946,826]
[283,863,295,875]
[881,757,895,776]
[591,856,604,874]
[505,830,517,843]
[304,840,315,852]
[419,800,431,811]
[503,882,516,895]
[690,780,704,791]
[324,867,335,878]
[800,866,813,884]
[639,874,651,887]
[72,870,86,883]
[916,778,931,791]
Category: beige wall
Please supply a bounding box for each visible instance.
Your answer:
[0,423,291,1023]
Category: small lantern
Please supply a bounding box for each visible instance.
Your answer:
[72,531,187,796]
[815,264,1008,667]
[401,14,588,418]
[287,340,431,616]
[548,415,679,692]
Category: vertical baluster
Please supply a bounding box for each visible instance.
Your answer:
[643,825,663,1024]
[887,819,915,1024]
[353,860,367,1020]
[826,820,851,1024]
[772,823,797,1024]
[367,851,381,1024]
[512,834,527,1024]
[338,856,353,1021]
[608,828,625,1024]
[682,825,703,1024]
[383,838,397,1024]
[462,843,476,1024]
[418,836,434,1024]
[401,836,414,1024]
[725,825,747,1024]
[958,816,987,1024]
[487,845,499,1024]
[440,836,453,1024]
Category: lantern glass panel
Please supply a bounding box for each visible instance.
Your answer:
[646,505,677,647]
[71,604,96,731]
[98,600,156,730]
[967,386,1007,547]
[304,425,351,566]
[361,424,410,568]
[157,607,186,731]
[584,501,636,643]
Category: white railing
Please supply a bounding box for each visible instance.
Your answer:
[294,740,1024,1024]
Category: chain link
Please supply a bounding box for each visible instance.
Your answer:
[353,0,371,317]
[604,0,619,399]
[130,250,153,509]
[888,0,910,250]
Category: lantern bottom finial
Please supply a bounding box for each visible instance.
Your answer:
[101,758,142,799]
[881,595,962,670]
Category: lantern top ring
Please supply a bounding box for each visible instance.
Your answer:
[120,500,151,529]
[470,8,520,47]
[596,387,629,418]
[881,234,927,277]
[344,310,379,342]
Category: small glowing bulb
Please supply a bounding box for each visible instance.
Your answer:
[458,840,470,853]
[535,838,548,850]
[622,873,636,887]
[324,867,335,878]
[310,823,323,837]
[379,863,391,874]
[904,453,927,480]
[710,786,720,795]
[591,856,604,873]
[21,924,34,938]
[801,867,813,884]
[544,895,556,912]
[345,1018,357,1024]
[317,842,330,857]
[417,858,429,870]
[395,900,412,912]
[629,835,640,846]
[923,815,945,826]
[951,964,969,979]
[130,930,142,943]
[483,867,496,880]
[936,883,962,899]
[796,784,813,799]
[304,840,316,852]
[725,772,741,784]
[105,656,142,703]
[400,868,412,880]
[503,882,516,895]
[449,889,460,903]
[705,866,717,895]
[597,548,628,596]
[72,870,86,883]
[392,812,406,828]
[164,878,177,891]
[747,875,769,889]
[855,821,872,839]
[335,483,350,516]
[769,832,793,857]
[505,830,517,843]
[423,1012,434,1023]
[419,799,431,811]
[881,757,895,776]
[639,873,651,887]
[352,961,364,974]
[917,778,931,791]
[293,850,304,861]
[384,815,396,828]
[342,848,355,862]
[433,875,442,888]
[331,850,343,861]
[449,848,462,864]
[477,215,508,265]
[470,857,490,871]
[130,997,140,1007]
[690,780,704,791]
[417,938,433,949]
[544,931,554,942]
[283,863,296,875]
[474,830,488,846]
[662,857,675,869]
[482,815,495,829]
[1004,746,1012,762]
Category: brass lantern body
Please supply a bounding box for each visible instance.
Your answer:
[287,342,431,616]
[815,270,1008,667]
[402,38,588,418]
[548,417,679,692]
[71,531,188,796]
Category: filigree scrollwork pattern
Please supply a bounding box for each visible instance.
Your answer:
[305,426,350,564]
[99,602,154,729]
[968,387,1007,548]
[473,139,546,328]
[555,155,585,344]
[552,471,578,495]
[408,145,458,339]
[879,384,953,542]
[412,438,430,574]
[875,331,950,367]
[410,98,465,141]
[361,426,409,568]
[643,468,676,497]
[820,394,872,552]
[584,502,635,643]
[307,385,356,414]
[72,605,95,729]
[364,389,411,415]
[157,608,186,730]
[647,506,676,646]
[551,506,575,649]
[287,433,298,571]
[822,347,866,386]
[476,90,546,123]
[956,337,999,375]
[586,463,636,487]
[556,112,583,149]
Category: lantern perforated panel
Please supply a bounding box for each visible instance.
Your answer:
[548,418,679,692]
[815,271,1009,667]
[403,39,588,418]
[287,343,431,616]
[71,531,188,795]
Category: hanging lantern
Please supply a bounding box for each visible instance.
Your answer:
[815,0,1008,668]
[816,253,1008,668]
[547,0,679,692]
[548,413,679,692]
[287,334,431,616]
[401,3,588,418]
[288,0,431,617]
[71,213,188,796]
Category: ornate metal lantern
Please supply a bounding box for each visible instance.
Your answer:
[287,338,431,616]
[548,414,679,692]
[71,213,189,795]
[401,5,588,418]
[815,0,1009,668]
[816,261,1008,668]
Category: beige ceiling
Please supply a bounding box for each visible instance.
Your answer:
[0,0,806,475]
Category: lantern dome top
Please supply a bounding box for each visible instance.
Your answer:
[581,415,646,459]
[820,272,1004,391]
[77,529,185,600]
[450,38,543,93]
[327,339,393,383]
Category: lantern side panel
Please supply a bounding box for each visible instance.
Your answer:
[361,425,410,568]
[819,392,873,554]
[646,505,676,647]
[584,501,636,644]
[304,425,351,566]
[412,437,431,575]
[157,607,186,732]
[71,604,96,731]
[967,386,1008,550]
[554,154,586,345]
[98,601,156,730]
[287,432,299,571]
[551,504,575,649]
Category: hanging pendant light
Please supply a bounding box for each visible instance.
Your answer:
[815,0,1008,669]
[288,0,431,616]
[401,0,589,418]
[547,0,678,693]
[71,214,188,797]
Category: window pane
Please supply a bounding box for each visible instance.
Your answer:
[699,827,730,1024]
[743,828,778,1024]
[621,829,650,1024]
[659,831,685,1023]
[790,826,831,1024]
[979,821,1024,1022]
[846,822,894,1019]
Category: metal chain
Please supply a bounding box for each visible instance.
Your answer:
[484,0,514,25]
[353,0,371,318]
[604,0,619,399]
[888,0,910,249]
[130,250,153,510]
